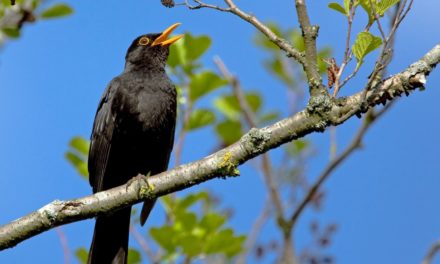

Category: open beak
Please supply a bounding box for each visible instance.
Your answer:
[151,23,184,46]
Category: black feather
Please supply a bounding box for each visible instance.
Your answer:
[87,34,177,264]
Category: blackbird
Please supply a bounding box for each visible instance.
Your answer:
[87,23,183,264]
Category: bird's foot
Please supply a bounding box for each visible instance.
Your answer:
[126,174,148,192]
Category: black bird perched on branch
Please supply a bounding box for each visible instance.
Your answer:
[87,23,183,264]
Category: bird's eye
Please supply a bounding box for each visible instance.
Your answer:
[138,37,150,46]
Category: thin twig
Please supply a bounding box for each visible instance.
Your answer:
[295,5,404,217]
[183,0,306,67]
[174,102,192,167]
[288,104,392,228]
[214,56,285,220]
[55,227,70,264]
[422,240,440,264]
[214,56,255,127]
[184,0,230,11]
[129,225,157,263]
[369,0,387,40]
[333,2,356,97]
[235,197,271,264]
[371,0,414,81]
[339,62,360,89]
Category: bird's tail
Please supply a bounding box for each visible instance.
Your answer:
[140,198,157,226]
[88,207,131,264]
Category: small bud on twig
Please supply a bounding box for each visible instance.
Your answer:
[161,0,175,8]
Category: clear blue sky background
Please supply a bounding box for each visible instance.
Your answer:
[1,1,439,263]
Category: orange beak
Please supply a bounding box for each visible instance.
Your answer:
[151,23,184,46]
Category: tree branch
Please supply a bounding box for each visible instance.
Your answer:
[214,56,285,221]
[55,227,71,264]
[0,44,438,250]
[184,0,306,67]
[422,240,440,264]
[235,197,271,264]
[288,103,393,228]
[130,225,157,263]
[294,0,324,96]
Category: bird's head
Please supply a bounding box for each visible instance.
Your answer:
[125,23,183,70]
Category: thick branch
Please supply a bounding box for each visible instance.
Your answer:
[0,44,438,250]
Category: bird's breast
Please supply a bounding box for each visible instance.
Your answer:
[114,86,176,135]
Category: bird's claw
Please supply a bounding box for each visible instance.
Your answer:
[126,174,148,192]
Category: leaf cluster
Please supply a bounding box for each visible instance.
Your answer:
[151,192,245,262]
[328,0,401,67]
[0,0,73,44]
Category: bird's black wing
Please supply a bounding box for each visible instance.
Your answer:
[88,78,120,193]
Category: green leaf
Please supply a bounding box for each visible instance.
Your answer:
[290,30,305,52]
[65,152,88,178]
[184,34,211,61]
[215,120,242,145]
[40,3,73,19]
[317,47,333,74]
[177,234,202,257]
[177,192,209,211]
[360,0,378,23]
[204,229,245,258]
[150,226,176,252]
[266,57,294,86]
[328,2,347,15]
[167,33,211,71]
[65,136,89,178]
[69,136,90,155]
[223,235,246,258]
[185,109,216,131]
[75,248,88,264]
[246,93,262,113]
[189,71,227,102]
[352,31,382,66]
[254,23,283,50]
[287,139,310,156]
[161,194,176,211]
[153,191,245,259]
[258,111,280,124]
[214,92,262,120]
[200,213,226,233]
[1,0,12,7]
[2,28,20,38]
[344,0,351,13]
[377,0,400,15]
[180,212,197,232]
[214,96,240,120]
[168,40,186,68]
[127,249,142,264]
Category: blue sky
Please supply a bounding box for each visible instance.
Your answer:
[0,0,439,263]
